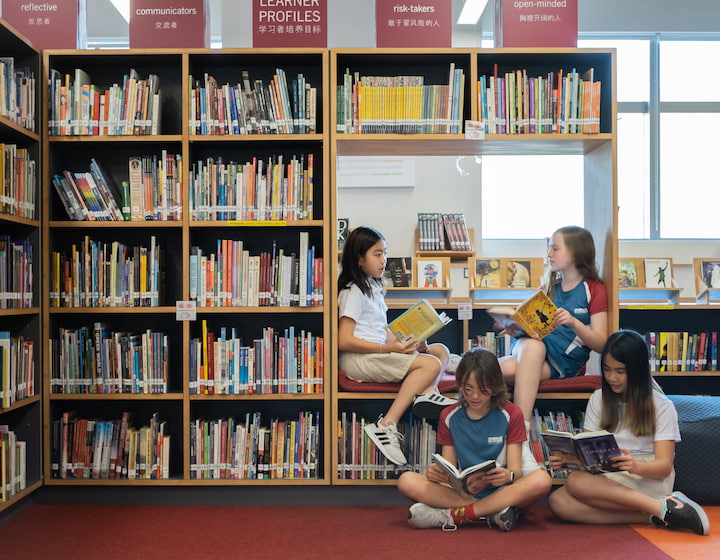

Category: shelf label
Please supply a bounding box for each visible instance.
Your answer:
[226,220,287,227]
[3,1,78,49]
[457,302,472,321]
[130,0,210,48]
[376,1,451,48]
[176,300,197,321]
[495,0,578,48]
[252,0,327,47]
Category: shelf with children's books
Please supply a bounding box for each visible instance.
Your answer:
[0,19,42,512]
[330,47,619,486]
[41,48,332,489]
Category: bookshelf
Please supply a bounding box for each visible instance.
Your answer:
[42,48,331,486]
[330,47,619,485]
[0,19,42,512]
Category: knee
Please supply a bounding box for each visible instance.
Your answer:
[547,488,573,521]
[524,469,553,498]
[397,471,423,499]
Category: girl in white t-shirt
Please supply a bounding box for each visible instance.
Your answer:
[338,226,454,466]
[548,330,710,535]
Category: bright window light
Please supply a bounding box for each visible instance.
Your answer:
[111,0,130,23]
[457,0,489,25]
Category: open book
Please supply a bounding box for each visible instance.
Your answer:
[432,453,496,495]
[388,299,452,344]
[541,430,622,474]
[487,290,558,339]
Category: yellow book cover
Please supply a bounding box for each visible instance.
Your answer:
[487,290,558,340]
[388,299,452,344]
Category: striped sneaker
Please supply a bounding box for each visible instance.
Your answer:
[364,419,407,466]
[412,391,456,419]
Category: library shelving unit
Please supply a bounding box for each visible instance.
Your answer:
[619,305,720,396]
[41,48,331,486]
[0,19,42,512]
[329,47,619,485]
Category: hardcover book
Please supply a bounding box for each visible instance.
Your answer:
[388,299,451,344]
[384,257,413,288]
[487,290,558,339]
[432,453,496,495]
[541,429,621,474]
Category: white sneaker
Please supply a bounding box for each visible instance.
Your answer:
[408,503,457,531]
[364,420,407,465]
[412,391,457,419]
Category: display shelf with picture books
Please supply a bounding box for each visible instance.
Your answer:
[468,257,545,304]
[42,47,331,489]
[618,258,682,304]
[693,258,720,304]
[0,19,42,513]
[330,47,619,485]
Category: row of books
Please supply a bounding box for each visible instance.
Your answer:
[337,413,436,480]
[51,411,169,480]
[337,64,465,134]
[646,331,719,372]
[469,332,513,356]
[53,154,182,222]
[0,144,36,220]
[0,333,35,408]
[477,66,600,135]
[0,426,26,502]
[190,324,324,396]
[48,68,161,136]
[0,57,35,131]
[189,69,317,136]
[189,412,320,480]
[189,153,314,221]
[49,235,162,308]
[190,233,323,308]
[0,236,32,309]
[50,325,168,395]
[417,212,472,252]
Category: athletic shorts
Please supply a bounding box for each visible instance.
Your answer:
[339,351,416,383]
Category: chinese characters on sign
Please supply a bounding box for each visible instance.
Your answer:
[129,0,210,48]
[253,0,327,48]
[495,0,578,48]
[2,0,79,49]
[376,0,451,48]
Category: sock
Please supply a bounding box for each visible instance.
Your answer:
[450,505,486,525]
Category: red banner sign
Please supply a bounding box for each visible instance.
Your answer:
[129,0,210,48]
[2,0,78,49]
[376,0,452,48]
[252,0,327,48]
[495,0,578,48]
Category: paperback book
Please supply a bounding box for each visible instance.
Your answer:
[487,290,558,339]
[432,453,496,495]
[541,429,622,474]
[388,299,452,344]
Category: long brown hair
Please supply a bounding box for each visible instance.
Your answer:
[546,226,602,298]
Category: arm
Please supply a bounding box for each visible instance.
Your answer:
[338,316,417,354]
[610,440,675,479]
[553,309,608,353]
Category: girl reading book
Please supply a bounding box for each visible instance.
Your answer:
[548,330,710,535]
[499,226,609,423]
[398,348,552,531]
[337,226,455,466]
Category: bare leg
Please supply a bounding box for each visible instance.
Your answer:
[499,338,552,421]
[383,353,442,425]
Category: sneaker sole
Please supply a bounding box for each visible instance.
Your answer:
[412,400,447,419]
[363,425,406,466]
[670,491,710,536]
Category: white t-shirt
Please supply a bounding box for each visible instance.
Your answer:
[584,389,681,455]
[338,281,387,344]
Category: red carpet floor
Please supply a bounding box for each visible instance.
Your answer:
[0,503,715,560]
